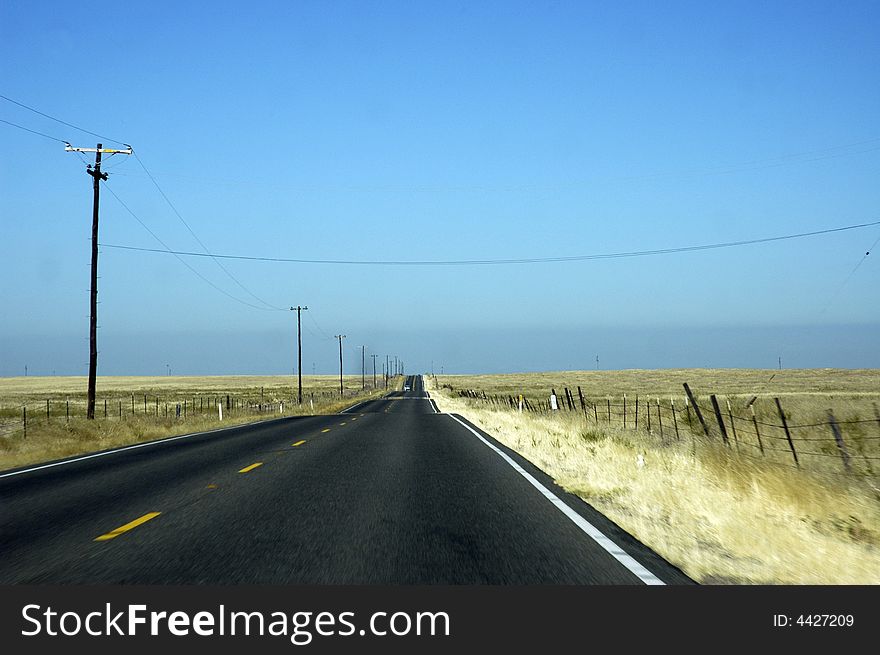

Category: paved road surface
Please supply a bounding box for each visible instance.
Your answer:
[0,376,691,584]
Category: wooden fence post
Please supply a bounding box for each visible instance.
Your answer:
[606,398,611,423]
[710,395,730,446]
[593,402,598,422]
[647,398,652,433]
[46,399,50,421]
[827,410,851,473]
[657,398,663,439]
[635,395,639,430]
[104,399,107,418]
[750,405,764,455]
[726,399,739,452]
[671,399,680,439]
[66,399,69,422]
[623,394,627,429]
[22,406,26,438]
[774,397,799,467]
[577,386,587,420]
[683,383,710,437]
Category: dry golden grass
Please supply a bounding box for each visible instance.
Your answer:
[0,375,400,471]
[429,371,880,584]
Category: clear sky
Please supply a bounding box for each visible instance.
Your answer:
[1,0,878,376]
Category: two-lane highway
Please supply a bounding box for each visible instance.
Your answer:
[0,376,691,584]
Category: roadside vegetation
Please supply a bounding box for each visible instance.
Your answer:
[429,369,880,584]
[0,375,400,471]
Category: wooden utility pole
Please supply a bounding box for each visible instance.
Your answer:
[335,335,346,395]
[290,306,308,404]
[361,345,366,390]
[66,142,132,419]
[371,354,378,388]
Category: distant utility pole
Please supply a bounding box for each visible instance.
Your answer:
[290,306,308,404]
[778,356,782,370]
[24,365,27,377]
[66,142,132,419]
[395,356,398,377]
[335,335,346,395]
[596,355,599,370]
[361,345,366,390]
[386,355,390,386]
[371,353,378,388]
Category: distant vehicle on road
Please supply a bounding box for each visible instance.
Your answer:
[403,384,411,391]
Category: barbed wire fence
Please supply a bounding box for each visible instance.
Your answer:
[1,384,385,441]
[442,382,880,478]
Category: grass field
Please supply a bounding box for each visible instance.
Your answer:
[429,369,880,584]
[0,374,400,471]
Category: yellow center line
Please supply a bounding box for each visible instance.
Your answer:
[321,428,331,433]
[95,512,161,542]
[351,417,357,421]
[238,462,263,474]
[339,422,346,426]
[292,440,306,447]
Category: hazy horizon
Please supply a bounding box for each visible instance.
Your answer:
[2,322,877,378]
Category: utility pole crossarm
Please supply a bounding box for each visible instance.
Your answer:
[65,144,133,155]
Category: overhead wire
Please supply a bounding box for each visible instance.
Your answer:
[818,229,880,314]
[0,93,130,146]
[133,151,284,311]
[103,183,279,311]
[98,219,880,266]
[0,118,68,143]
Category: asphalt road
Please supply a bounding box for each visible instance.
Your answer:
[0,376,692,584]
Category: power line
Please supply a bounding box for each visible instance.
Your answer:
[133,151,283,311]
[98,219,880,266]
[0,118,68,143]
[818,230,880,314]
[308,312,334,341]
[103,183,280,311]
[0,93,129,146]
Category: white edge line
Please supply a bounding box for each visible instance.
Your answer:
[340,400,367,414]
[0,415,292,480]
[445,412,665,586]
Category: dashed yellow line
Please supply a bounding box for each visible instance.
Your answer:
[238,462,263,474]
[292,440,306,447]
[350,417,357,421]
[339,422,347,426]
[321,428,331,433]
[95,512,161,542]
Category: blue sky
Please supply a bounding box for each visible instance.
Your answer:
[1,0,878,375]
